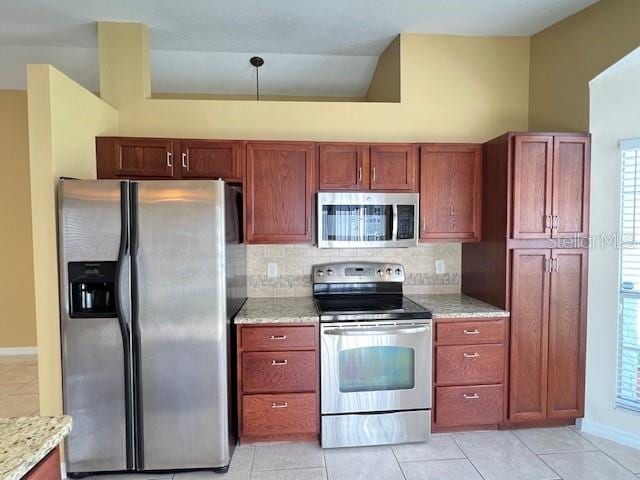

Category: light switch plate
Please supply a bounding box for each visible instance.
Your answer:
[435,260,445,274]
[267,262,278,278]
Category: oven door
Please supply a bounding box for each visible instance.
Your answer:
[321,320,432,415]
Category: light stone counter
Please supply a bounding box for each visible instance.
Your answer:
[234,297,319,324]
[0,416,72,480]
[408,293,509,319]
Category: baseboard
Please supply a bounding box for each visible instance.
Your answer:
[579,418,640,449]
[0,347,37,356]
[61,461,67,479]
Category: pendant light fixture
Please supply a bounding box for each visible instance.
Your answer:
[250,56,264,101]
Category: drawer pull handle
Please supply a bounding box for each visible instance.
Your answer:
[464,329,480,335]
[269,335,287,340]
[463,393,480,400]
[271,402,288,409]
[463,352,480,358]
[271,359,288,366]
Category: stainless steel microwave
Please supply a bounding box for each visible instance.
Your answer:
[317,192,419,248]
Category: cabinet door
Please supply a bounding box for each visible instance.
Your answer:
[245,142,315,243]
[509,249,550,421]
[96,137,175,179]
[419,144,481,241]
[512,136,553,239]
[370,144,417,190]
[318,143,369,190]
[547,249,587,418]
[179,140,243,182]
[551,136,590,238]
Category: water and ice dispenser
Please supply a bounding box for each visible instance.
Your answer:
[68,261,117,318]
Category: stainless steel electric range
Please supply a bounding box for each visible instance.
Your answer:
[313,262,433,448]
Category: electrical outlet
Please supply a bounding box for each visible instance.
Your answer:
[267,262,278,278]
[435,259,445,274]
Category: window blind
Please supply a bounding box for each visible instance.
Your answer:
[618,143,640,412]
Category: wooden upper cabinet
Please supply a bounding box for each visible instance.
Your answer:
[512,136,553,239]
[97,137,175,179]
[509,249,550,421]
[370,144,417,190]
[318,143,369,190]
[552,137,590,238]
[245,142,315,244]
[419,144,482,242]
[547,248,587,418]
[179,140,243,182]
[511,134,590,240]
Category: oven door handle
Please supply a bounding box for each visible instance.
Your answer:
[323,325,429,336]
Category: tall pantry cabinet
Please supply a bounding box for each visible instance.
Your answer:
[462,132,590,427]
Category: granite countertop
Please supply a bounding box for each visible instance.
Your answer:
[0,416,72,480]
[234,294,508,324]
[235,297,319,324]
[408,293,509,319]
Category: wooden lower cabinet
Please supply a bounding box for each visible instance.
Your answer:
[509,248,587,422]
[432,317,508,432]
[237,324,319,442]
[24,446,61,480]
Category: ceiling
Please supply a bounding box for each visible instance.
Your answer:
[0,0,599,97]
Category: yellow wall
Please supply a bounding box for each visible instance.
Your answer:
[98,23,530,142]
[0,90,37,348]
[366,35,401,102]
[27,65,118,415]
[529,0,640,131]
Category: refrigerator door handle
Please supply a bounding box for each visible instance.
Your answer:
[115,181,134,470]
[129,182,144,468]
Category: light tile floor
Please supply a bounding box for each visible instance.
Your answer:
[3,357,638,480]
[80,427,640,480]
[0,355,39,417]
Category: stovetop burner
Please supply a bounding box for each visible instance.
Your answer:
[312,262,432,322]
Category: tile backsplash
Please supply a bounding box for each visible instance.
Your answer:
[247,243,461,297]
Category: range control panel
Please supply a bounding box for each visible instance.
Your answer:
[312,262,405,284]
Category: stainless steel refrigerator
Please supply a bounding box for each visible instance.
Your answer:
[57,179,246,475]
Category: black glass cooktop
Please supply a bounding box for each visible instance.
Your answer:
[314,294,432,322]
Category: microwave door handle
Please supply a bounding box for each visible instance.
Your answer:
[392,204,398,241]
[323,325,429,336]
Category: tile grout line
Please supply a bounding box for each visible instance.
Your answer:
[572,428,640,476]
[511,430,564,480]
[388,444,408,480]
[449,432,488,480]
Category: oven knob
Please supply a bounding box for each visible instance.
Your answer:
[317,270,324,277]
[386,268,393,275]
[326,269,334,276]
[395,268,402,275]
[376,269,383,276]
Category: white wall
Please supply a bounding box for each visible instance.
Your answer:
[584,54,640,446]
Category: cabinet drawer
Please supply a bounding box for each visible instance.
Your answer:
[435,385,504,427]
[242,393,317,438]
[241,326,316,351]
[436,319,505,345]
[243,351,317,393]
[436,344,504,385]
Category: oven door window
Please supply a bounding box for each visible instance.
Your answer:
[321,205,393,242]
[338,346,415,393]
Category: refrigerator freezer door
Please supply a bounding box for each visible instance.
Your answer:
[58,179,132,473]
[133,180,230,470]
